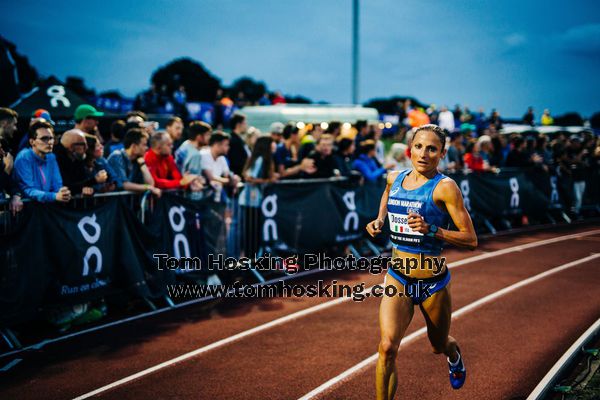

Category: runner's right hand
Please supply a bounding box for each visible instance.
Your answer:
[366,218,384,237]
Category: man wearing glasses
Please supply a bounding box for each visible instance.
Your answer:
[13,119,71,202]
[54,129,108,196]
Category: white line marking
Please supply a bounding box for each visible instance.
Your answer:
[527,317,600,400]
[71,230,600,399]
[297,253,600,400]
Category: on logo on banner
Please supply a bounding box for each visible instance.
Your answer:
[78,214,102,276]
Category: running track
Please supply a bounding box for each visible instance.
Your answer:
[0,222,599,399]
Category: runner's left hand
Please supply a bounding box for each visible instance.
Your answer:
[407,212,430,234]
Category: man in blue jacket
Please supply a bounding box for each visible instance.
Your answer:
[13,119,71,203]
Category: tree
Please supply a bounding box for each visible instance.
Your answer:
[553,112,584,127]
[229,77,267,103]
[150,57,221,102]
[65,76,96,99]
[589,112,600,129]
[363,96,427,114]
[0,35,39,106]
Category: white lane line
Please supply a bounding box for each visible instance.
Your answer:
[527,317,600,400]
[72,230,600,399]
[297,253,600,400]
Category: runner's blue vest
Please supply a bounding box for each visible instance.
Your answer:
[386,169,450,255]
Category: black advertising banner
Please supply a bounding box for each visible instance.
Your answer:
[147,193,225,277]
[0,207,47,326]
[261,181,368,253]
[450,170,554,219]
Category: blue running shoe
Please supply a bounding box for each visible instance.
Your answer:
[447,347,466,389]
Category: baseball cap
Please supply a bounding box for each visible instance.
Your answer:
[270,122,285,135]
[32,109,55,125]
[74,104,104,121]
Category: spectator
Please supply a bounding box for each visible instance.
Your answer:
[463,141,485,172]
[488,109,503,130]
[14,119,71,203]
[274,124,315,179]
[298,124,323,160]
[386,143,411,172]
[166,116,184,151]
[271,91,286,105]
[18,109,56,151]
[326,121,342,139]
[0,108,23,213]
[74,104,104,138]
[567,135,587,215]
[334,138,356,177]
[523,107,535,126]
[437,106,455,132]
[227,113,250,176]
[144,131,201,190]
[176,120,212,172]
[55,129,107,196]
[352,140,390,182]
[446,133,465,171]
[104,120,126,157]
[198,131,240,193]
[239,136,277,259]
[258,93,271,106]
[84,134,119,193]
[245,126,261,152]
[541,109,554,126]
[370,123,385,166]
[353,120,369,156]
[107,128,160,196]
[305,134,337,178]
[505,136,537,168]
[269,122,284,144]
[126,110,148,124]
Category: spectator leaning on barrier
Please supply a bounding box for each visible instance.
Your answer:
[352,139,392,182]
[199,131,241,194]
[0,108,24,211]
[74,104,104,138]
[334,138,356,177]
[176,120,212,172]
[274,124,316,179]
[104,119,126,158]
[505,136,537,168]
[305,133,337,178]
[55,129,107,196]
[239,135,277,259]
[166,116,184,151]
[144,131,202,191]
[14,119,71,203]
[227,113,250,177]
[107,128,160,196]
[84,134,119,193]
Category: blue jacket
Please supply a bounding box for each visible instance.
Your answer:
[14,148,63,202]
[352,154,386,182]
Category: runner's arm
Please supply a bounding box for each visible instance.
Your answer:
[366,171,399,237]
[432,178,478,249]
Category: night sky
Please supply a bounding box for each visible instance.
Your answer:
[3,0,600,117]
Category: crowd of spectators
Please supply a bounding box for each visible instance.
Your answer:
[1,103,599,218]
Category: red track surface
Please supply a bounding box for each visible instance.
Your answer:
[0,223,599,400]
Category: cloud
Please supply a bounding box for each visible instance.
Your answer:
[557,24,600,57]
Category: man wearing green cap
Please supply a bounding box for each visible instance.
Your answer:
[74,104,104,137]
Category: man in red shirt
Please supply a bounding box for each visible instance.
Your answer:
[144,131,202,190]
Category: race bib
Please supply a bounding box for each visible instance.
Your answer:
[388,211,424,246]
